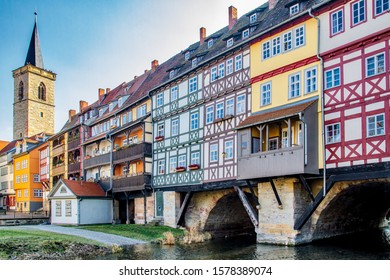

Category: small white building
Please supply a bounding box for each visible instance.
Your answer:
[48,179,112,225]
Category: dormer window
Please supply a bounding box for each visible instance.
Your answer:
[99,109,103,117]
[208,39,214,48]
[250,13,257,23]
[169,70,175,79]
[242,29,249,39]
[192,58,197,67]
[185,52,190,60]
[109,103,114,112]
[290,4,300,15]
[118,97,123,108]
[227,38,233,48]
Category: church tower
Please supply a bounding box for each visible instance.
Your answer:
[12,14,56,139]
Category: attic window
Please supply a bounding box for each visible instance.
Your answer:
[290,4,300,15]
[208,39,214,48]
[185,52,191,60]
[118,97,123,108]
[192,58,197,68]
[60,187,67,193]
[250,13,257,23]
[242,29,249,39]
[99,109,103,117]
[227,38,234,48]
[169,70,175,79]
[109,103,114,112]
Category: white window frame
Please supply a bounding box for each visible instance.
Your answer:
[118,97,123,108]
[109,103,114,112]
[190,112,199,130]
[325,67,341,89]
[178,155,186,168]
[210,144,218,162]
[192,58,197,67]
[250,13,257,23]
[283,31,293,52]
[55,201,62,217]
[218,63,225,78]
[33,188,42,197]
[169,70,175,79]
[269,138,279,151]
[261,82,272,106]
[189,77,198,93]
[226,58,233,75]
[171,86,178,101]
[208,39,214,48]
[169,157,177,173]
[374,0,389,16]
[326,123,341,144]
[367,114,385,137]
[235,54,243,71]
[295,26,305,47]
[216,102,224,119]
[157,123,164,137]
[65,200,72,217]
[33,174,40,183]
[171,118,179,136]
[191,152,200,165]
[206,106,214,124]
[242,29,249,39]
[224,140,233,159]
[227,38,234,48]
[185,52,190,60]
[137,104,147,118]
[304,67,318,94]
[226,99,234,116]
[158,159,165,175]
[290,3,300,15]
[236,95,246,114]
[289,73,301,99]
[211,67,217,82]
[366,53,385,77]
[331,9,344,36]
[262,41,271,60]
[157,93,164,107]
[272,37,281,56]
[352,0,366,26]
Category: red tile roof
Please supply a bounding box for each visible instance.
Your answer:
[61,179,107,197]
[237,99,317,129]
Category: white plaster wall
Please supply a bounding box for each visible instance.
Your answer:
[79,199,112,224]
[50,198,78,225]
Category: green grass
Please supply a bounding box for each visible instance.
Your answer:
[76,224,184,242]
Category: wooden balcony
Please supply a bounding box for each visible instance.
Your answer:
[52,144,65,157]
[68,138,80,151]
[83,153,110,169]
[68,162,81,174]
[113,142,152,164]
[99,173,151,193]
[52,164,65,176]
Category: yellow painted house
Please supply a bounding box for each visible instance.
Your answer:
[236,15,323,180]
[13,136,47,212]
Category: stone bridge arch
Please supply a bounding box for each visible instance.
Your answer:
[184,188,258,237]
[310,179,390,241]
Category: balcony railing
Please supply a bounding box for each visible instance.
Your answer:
[68,138,81,151]
[83,153,110,169]
[68,162,81,174]
[99,173,151,193]
[52,164,65,175]
[52,144,65,157]
[113,142,152,164]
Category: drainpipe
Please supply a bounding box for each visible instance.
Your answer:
[309,8,326,197]
[298,112,307,165]
[147,91,156,219]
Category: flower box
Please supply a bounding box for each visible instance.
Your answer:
[188,164,200,170]
[155,136,164,142]
[176,166,186,172]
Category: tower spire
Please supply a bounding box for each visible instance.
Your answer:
[25,12,44,69]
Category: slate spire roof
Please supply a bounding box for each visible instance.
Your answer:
[24,13,44,69]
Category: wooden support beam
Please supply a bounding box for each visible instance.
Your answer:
[234,186,259,227]
[246,180,260,207]
[299,175,315,201]
[176,191,193,227]
[269,178,283,209]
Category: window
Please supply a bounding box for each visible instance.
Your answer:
[99,109,104,117]
[226,99,234,116]
[218,63,225,78]
[158,159,165,175]
[40,112,44,118]
[157,93,164,107]
[133,135,138,144]
[282,129,289,148]
[33,174,39,183]
[22,174,28,183]
[226,59,233,75]
[192,58,197,68]
[169,157,177,173]
[17,190,21,197]
[191,112,199,130]
[122,113,127,125]
[137,104,147,118]
[16,162,20,170]
[242,29,249,39]
[24,189,28,197]
[55,201,62,217]
[109,103,114,112]
[211,67,217,82]
[283,32,292,52]
[262,41,271,60]
[128,111,133,123]
[18,81,24,101]
[325,68,341,89]
[171,86,178,101]
[352,0,366,25]
[16,175,20,183]
[118,97,123,108]
[22,159,27,169]
[269,138,278,150]
[208,39,214,48]
[250,13,257,23]
[261,82,272,106]
[290,3,300,15]
[375,0,389,16]
[272,37,281,56]
[157,123,164,137]
[227,38,233,48]
[178,155,186,168]
[367,114,385,137]
[191,152,200,165]
[33,189,43,197]
[305,67,317,94]
[289,73,301,98]
[206,106,214,124]
[65,200,72,217]
[210,144,218,162]
[237,95,246,114]
[224,140,233,159]
[366,53,385,77]
[171,119,179,136]
[331,9,344,36]
[189,77,198,93]
[185,52,190,60]
[38,82,46,101]
[1,167,7,176]
[295,26,305,47]
[326,123,341,144]
[235,55,242,71]
[169,70,175,79]
[216,102,224,119]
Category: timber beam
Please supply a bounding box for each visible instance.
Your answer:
[299,175,315,201]
[269,178,283,209]
[176,191,193,227]
[234,186,259,227]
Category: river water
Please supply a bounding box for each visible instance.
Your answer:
[105,226,390,260]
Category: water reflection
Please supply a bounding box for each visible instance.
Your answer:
[104,227,390,260]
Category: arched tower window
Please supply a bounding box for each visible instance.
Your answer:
[38,82,46,101]
[18,81,24,101]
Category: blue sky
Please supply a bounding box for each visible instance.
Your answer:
[0,0,265,141]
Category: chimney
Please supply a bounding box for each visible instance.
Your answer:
[228,6,237,30]
[151,59,159,71]
[79,100,88,113]
[106,88,110,93]
[98,88,105,101]
[200,27,206,45]
[269,0,279,10]
[68,109,76,122]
